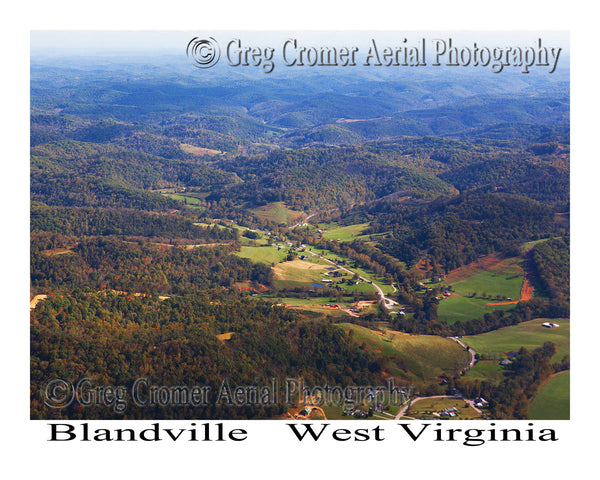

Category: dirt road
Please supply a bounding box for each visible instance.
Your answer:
[30,294,48,310]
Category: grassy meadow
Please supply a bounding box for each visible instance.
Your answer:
[319,222,370,241]
[235,245,289,265]
[436,257,524,324]
[249,202,305,225]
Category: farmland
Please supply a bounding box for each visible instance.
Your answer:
[249,202,305,225]
[462,318,569,383]
[437,295,515,325]
[319,222,370,242]
[406,396,484,420]
[235,245,289,265]
[308,247,396,295]
[463,317,570,361]
[528,370,570,420]
[337,323,471,382]
[436,256,525,324]
[29,42,569,421]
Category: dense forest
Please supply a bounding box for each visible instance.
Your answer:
[31,292,383,419]
[340,193,565,271]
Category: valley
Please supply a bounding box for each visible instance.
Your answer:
[30,50,569,420]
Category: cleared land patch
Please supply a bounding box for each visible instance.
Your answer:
[319,222,370,242]
[236,245,289,265]
[41,248,75,256]
[272,259,330,288]
[338,323,471,381]
[437,256,524,324]
[462,317,570,362]
[179,143,222,156]
[445,253,505,284]
[250,202,305,225]
[216,332,235,342]
[528,370,569,420]
[407,396,483,420]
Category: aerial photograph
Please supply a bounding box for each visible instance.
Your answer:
[30,31,570,421]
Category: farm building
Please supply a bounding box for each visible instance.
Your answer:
[542,322,560,328]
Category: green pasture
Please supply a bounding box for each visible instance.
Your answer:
[338,323,471,381]
[249,202,304,225]
[271,260,329,289]
[319,222,370,242]
[528,370,570,420]
[407,397,483,420]
[463,318,570,362]
[270,297,353,308]
[437,259,524,324]
[235,245,289,265]
[165,193,205,210]
[437,295,515,325]
[321,405,384,420]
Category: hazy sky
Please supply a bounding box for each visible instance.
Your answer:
[31,30,569,55]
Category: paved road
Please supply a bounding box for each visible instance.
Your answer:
[449,337,476,370]
[305,249,397,310]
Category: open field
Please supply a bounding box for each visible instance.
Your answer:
[321,405,391,420]
[462,317,570,362]
[265,297,379,318]
[528,370,570,420]
[236,245,289,265]
[179,143,222,156]
[309,247,395,295]
[195,221,269,246]
[338,323,471,381]
[450,262,523,299]
[319,222,370,242]
[437,256,525,324]
[274,251,381,295]
[271,297,353,309]
[272,259,330,288]
[406,396,483,420]
[164,193,206,209]
[285,304,349,318]
[41,247,75,256]
[30,294,49,310]
[249,202,305,225]
[438,295,516,325]
[462,360,503,382]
